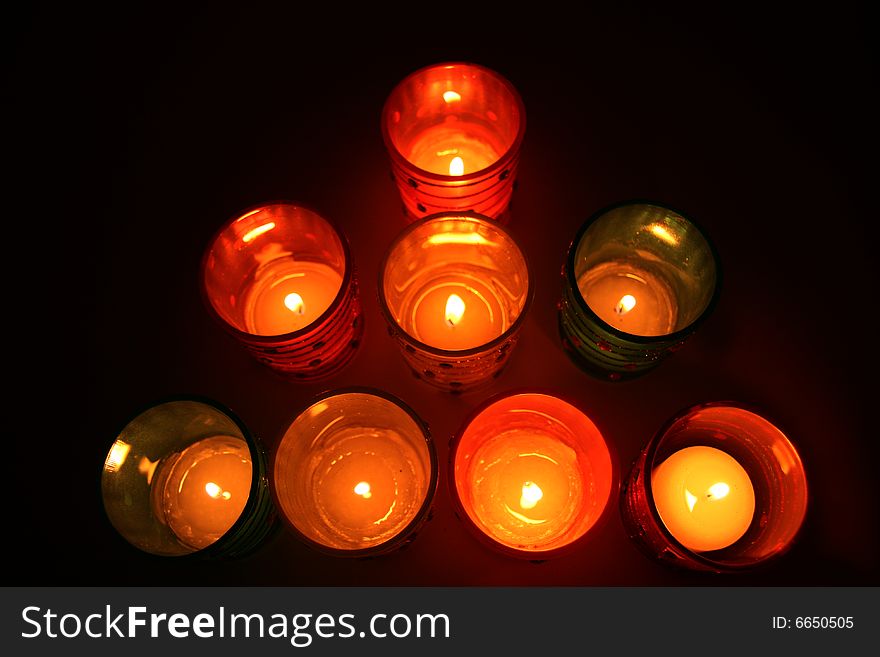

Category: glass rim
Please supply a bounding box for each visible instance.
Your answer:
[641,399,810,571]
[447,388,619,559]
[380,60,527,183]
[199,200,354,343]
[100,394,265,558]
[378,211,534,357]
[270,386,439,558]
[565,199,723,344]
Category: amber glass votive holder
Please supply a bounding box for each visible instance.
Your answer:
[201,202,363,380]
[379,212,532,393]
[620,402,808,573]
[382,62,526,221]
[101,398,277,558]
[451,392,615,559]
[272,389,438,557]
[559,201,720,381]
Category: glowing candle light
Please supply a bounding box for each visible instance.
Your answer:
[101,399,276,557]
[152,435,252,551]
[651,446,756,552]
[382,62,526,220]
[380,212,531,391]
[273,390,437,556]
[620,403,809,573]
[201,202,362,380]
[560,201,719,380]
[452,393,613,557]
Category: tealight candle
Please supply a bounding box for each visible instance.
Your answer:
[382,62,526,221]
[379,212,532,392]
[101,398,277,557]
[451,393,614,557]
[620,402,808,572]
[201,202,362,380]
[559,201,720,380]
[272,389,437,556]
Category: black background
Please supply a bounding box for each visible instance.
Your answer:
[8,4,876,585]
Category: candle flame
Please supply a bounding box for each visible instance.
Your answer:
[449,156,465,176]
[284,292,305,315]
[707,482,731,500]
[443,90,461,103]
[519,481,543,510]
[104,440,131,473]
[354,481,372,499]
[137,456,158,484]
[445,294,465,327]
[615,294,637,316]
[685,489,697,512]
[205,482,232,500]
[242,221,276,243]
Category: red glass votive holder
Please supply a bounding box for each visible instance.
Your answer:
[101,397,277,558]
[272,388,438,557]
[382,62,526,221]
[379,212,532,393]
[620,402,808,573]
[201,202,362,380]
[451,392,615,558]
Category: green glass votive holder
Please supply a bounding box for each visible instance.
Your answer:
[558,201,720,381]
[101,398,278,558]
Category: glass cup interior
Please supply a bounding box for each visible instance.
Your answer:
[453,393,613,554]
[381,214,529,348]
[101,400,254,556]
[383,63,523,175]
[646,404,808,568]
[573,203,718,335]
[273,392,435,553]
[202,203,347,336]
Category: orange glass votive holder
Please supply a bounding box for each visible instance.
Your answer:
[379,212,532,393]
[201,202,362,380]
[382,62,526,221]
[451,393,615,558]
[272,389,438,557]
[620,402,809,573]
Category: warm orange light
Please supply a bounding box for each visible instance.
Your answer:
[354,481,373,499]
[442,90,461,103]
[648,223,679,246]
[616,294,637,316]
[652,446,756,552]
[284,292,305,315]
[242,221,276,243]
[519,481,543,510]
[449,156,465,176]
[445,294,465,327]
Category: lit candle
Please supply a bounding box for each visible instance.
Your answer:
[273,390,437,555]
[651,446,755,552]
[382,62,526,220]
[380,212,532,391]
[452,393,613,556]
[201,202,362,380]
[152,435,252,551]
[101,399,276,557]
[559,201,719,380]
[620,402,809,572]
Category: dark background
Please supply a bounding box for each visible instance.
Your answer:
[7,4,876,585]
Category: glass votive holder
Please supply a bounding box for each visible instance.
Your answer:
[201,201,363,380]
[272,388,438,557]
[381,62,526,221]
[101,398,277,557]
[451,392,615,558]
[620,402,809,573]
[559,201,720,381]
[379,212,532,393]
